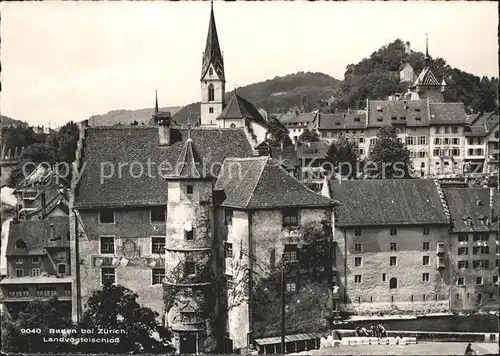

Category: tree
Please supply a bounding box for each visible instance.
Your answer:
[252,215,338,338]
[1,297,75,353]
[7,143,57,187]
[369,126,412,179]
[52,121,79,165]
[265,117,293,147]
[326,138,359,178]
[77,282,173,354]
[298,129,320,143]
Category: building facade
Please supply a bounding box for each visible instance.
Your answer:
[443,187,499,311]
[0,217,72,320]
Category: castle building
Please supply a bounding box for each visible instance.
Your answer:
[321,179,499,315]
[443,187,499,311]
[324,179,453,314]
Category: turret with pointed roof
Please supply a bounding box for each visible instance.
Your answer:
[409,35,445,102]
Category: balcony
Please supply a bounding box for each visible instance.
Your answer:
[437,258,446,269]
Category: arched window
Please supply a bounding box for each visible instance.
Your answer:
[209,67,213,76]
[230,123,236,128]
[208,84,215,102]
[389,277,398,289]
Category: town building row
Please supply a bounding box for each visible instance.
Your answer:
[1,3,498,355]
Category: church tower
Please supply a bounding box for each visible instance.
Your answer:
[200,2,225,127]
[409,35,445,102]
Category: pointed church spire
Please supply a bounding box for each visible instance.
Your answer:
[201,1,225,81]
[424,33,430,66]
[154,89,159,115]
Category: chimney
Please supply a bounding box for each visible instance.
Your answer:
[280,141,284,151]
[41,192,47,219]
[158,125,171,146]
[347,108,350,114]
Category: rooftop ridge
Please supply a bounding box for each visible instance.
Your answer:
[223,156,269,162]
[243,156,269,208]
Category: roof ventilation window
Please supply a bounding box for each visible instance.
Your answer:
[354,117,360,122]
[15,239,27,249]
[391,117,397,120]
[335,121,341,126]
[476,200,483,206]
[400,116,406,120]
[416,117,421,121]
[415,108,421,112]
[377,117,383,122]
[376,106,383,112]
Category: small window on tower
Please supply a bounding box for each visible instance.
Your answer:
[209,67,213,76]
[209,107,214,114]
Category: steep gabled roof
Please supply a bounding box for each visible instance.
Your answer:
[74,127,254,208]
[6,216,69,256]
[218,94,268,127]
[412,66,441,87]
[201,3,224,81]
[443,188,499,233]
[329,179,450,227]
[214,157,337,209]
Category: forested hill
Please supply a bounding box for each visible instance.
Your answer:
[173,72,340,124]
[332,39,498,113]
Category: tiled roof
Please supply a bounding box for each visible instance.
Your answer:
[317,113,366,130]
[464,126,487,137]
[367,100,429,128]
[163,138,208,179]
[74,127,254,208]
[279,112,317,126]
[412,66,441,87]
[429,103,467,125]
[329,179,450,227]
[6,216,69,256]
[467,112,499,137]
[214,157,337,209]
[218,94,268,127]
[443,188,499,233]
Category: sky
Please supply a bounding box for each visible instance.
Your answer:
[1,1,498,127]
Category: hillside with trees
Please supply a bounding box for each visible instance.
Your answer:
[331,39,498,113]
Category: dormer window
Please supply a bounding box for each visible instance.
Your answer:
[377,117,383,122]
[354,117,360,122]
[209,67,213,76]
[415,117,421,121]
[415,108,421,112]
[391,117,397,120]
[376,106,383,112]
[15,239,27,249]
